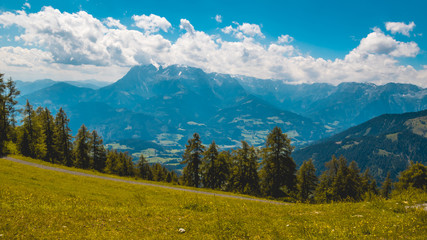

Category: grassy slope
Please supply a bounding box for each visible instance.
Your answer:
[1,158,426,239]
[6,155,261,199]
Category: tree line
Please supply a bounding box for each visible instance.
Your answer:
[1,74,425,203]
[180,128,426,202]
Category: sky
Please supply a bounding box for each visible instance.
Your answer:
[0,0,426,87]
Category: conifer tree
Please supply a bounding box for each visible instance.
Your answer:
[315,156,363,202]
[166,171,179,184]
[152,163,167,181]
[90,130,106,171]
[230,141,260,195]
[335,161,362,201]
[38,107,56,163]
[181,133,204,187]
[296,159,318,202]
[260,126,296,197]
[54,108,73,166]
[395,162,427,191]
[17,100,46,158]
[360,168,378,198]
[381,172,392,199]
[5,78,20,134]
[0,74,7,155]
[214,150,231,190]
[0,75,20,155]
[74,124,91,169]
[120,152,135,177]
[201,141,219,189]
[105,149,118,174]
[136,154,153,180]
[166,172,172,183]
[105,150,135,176]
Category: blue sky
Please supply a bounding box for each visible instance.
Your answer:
[0,0,426,86]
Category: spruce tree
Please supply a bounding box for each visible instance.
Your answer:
[201,141,219,189]
[117,151,135,177]
[315,155,340,202]
[214,150,231,190]
[54,108,73,166]
[381,172,392,199]
[105,149,118,174]
[230,141,260,195]
[395,162,427,191]
[152,163,166,181]
[74,124,91,169]
[136,154,152,180]
[360,168,378,198]
[331,158,360,201]
[90,130,106,171]
[296,159,318,202]
[0,74,7,155]
[5,77,20,135]
[0,75,20,155]
[260,126,296,197]
[17,100,46,158]
[166,171,179,184]
[315,156,363,202]
[39,108,56,163]
[181,133,204,187]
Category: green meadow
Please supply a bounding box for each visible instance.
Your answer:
[1,157,426,239]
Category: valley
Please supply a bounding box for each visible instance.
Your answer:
[16,64,427,177]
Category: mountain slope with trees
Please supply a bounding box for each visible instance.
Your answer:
[293,110,427,182]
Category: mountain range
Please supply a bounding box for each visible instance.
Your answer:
[16,64,427,173]
[15,79,110,95]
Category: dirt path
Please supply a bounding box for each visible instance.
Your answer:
[3,156,286,205]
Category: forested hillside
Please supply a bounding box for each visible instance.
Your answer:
[293,110,427,182]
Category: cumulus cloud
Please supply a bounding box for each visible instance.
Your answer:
[239,23,264,38]
[215,15,222,23]
[0,7,425,87]
[0,7,171,67]
[179,19,195,34]
[23,2,31,9]
[0,46,53,67]
[348,28,419,58]
[278,34,294,44]
[104,17,126,30]
[0,46,128,82]
[385,21,415,36]
[132,14,171,33]
[222,22,264,39]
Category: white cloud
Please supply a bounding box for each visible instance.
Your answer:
[278,34,294,44]
[104,17,126,30]
[0,7,425,87]
[222,26,233,34]
[349,29,419,58]
[222,22,264,39]
[0,46,128,82]
[23,2,31,9]
[132,14,171,33]
[0,46,53,67]
[385,21,415,36]
[238,23,264,38]
[215,15,222,23]
[179,19,195,34]
[0,7,171,67]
